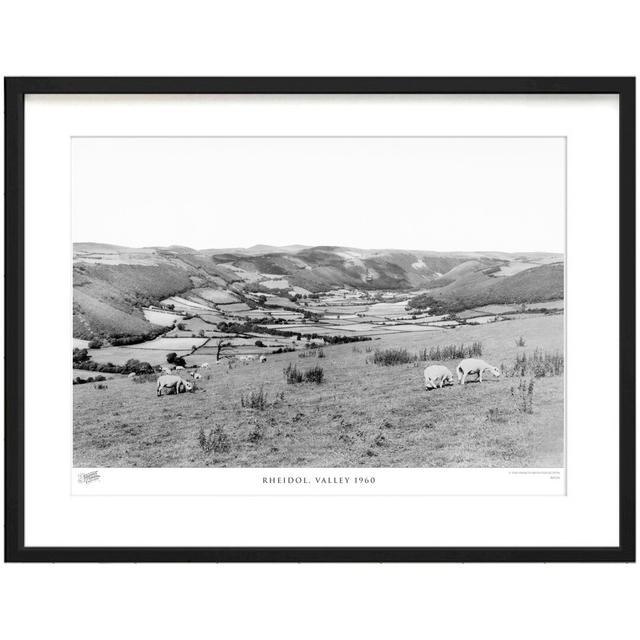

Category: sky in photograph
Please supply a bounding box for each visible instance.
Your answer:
[72,136,565,253]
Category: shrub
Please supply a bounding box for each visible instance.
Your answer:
[255,340,265,348]
[418,342,482,361]
[198,425,231,454]
[304,365,324,384]
[88,337,102,349]
[93,383,108,390]
[373,348,414,366]
[316,349,326,358]
[515,336,526,347]
[284,363,305,384]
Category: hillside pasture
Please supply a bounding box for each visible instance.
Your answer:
[191,288,240,304]
[143,308,183,326]
[74,314,564,468]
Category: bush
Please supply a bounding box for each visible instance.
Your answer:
[373,348,414,366]
[88,337,102,349]
[255,340,265,347]
[304,365,324,384]
[166,352,186,367]
[418,342,482,361]
[316,349,326,358]
[515,336,526,347]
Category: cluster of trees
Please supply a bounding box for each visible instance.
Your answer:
[72,348,155,375]
[106,325,168,347]
[73,375,107,385]
[406,294,466,315]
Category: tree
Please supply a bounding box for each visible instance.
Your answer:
[255,340,264,348]
[198,329,206,338]
[73,348,90,364]
[216,338,232,361]
[166,352,177,364]
[88,337,102,349]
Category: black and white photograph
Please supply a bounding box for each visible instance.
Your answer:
[72,136,565,471]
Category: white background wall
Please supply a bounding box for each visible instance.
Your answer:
[1,1,637,638]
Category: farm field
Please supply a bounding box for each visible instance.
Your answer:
[74,314,564,468]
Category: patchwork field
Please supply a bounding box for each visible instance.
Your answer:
[74,314,564,468]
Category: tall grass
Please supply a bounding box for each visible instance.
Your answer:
[373,348,414,366]
[240,385,269,410]
[284,363,305,383]
[418,342,482,361]
[513,378,535,413]
[304,365,324,384]
[502,348,564,378]
[284,362,324,383]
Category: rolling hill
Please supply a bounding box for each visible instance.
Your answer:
[73,243,563,339]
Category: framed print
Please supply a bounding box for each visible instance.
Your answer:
[4,77,635,562]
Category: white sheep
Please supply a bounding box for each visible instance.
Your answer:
[423,364,454,390]
[193,372,202,380]
[128,372,136,378]
[456,358,501,385]
[156,374,193,397]
[200,362,209,368]
[259,355,267,363]
[175,365,185,371]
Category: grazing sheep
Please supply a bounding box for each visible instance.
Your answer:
[200,362,209,368]
[423,364,454,390]
[193,372,202,380]
[456,358,501,385]
[127,372,136,378]
[160,367,172,374]
[259,355,267,363]
[156,374,193,397]
[175,365,185,371]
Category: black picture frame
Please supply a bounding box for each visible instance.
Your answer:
[4,77,635,563]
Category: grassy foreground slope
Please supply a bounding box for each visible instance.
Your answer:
[74,314,564,468]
